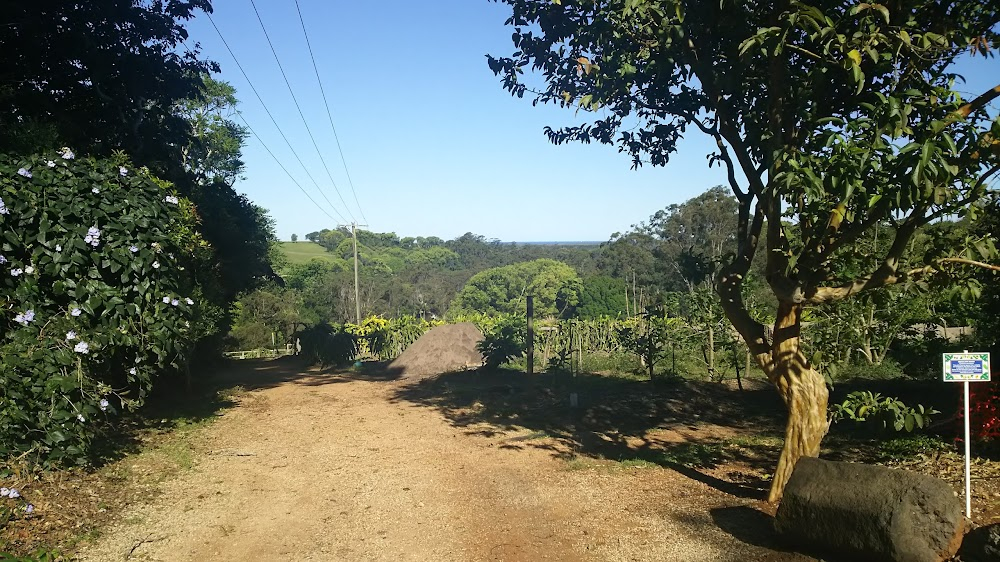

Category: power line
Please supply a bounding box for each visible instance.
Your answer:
[205,11,349,223]
[248,0,358,223]
[237,113,340,224]
[293,0,369,224]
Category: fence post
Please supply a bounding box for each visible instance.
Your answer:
[526,296,534,375]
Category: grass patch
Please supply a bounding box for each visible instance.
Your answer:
[276,241,340,266]
[618,458,658,469]
[563,457,596,471]
[874,434,953,463]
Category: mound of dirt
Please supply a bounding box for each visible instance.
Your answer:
[388,322,484,379]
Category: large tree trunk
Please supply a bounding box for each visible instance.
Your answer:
[717,273,829,502]
[768,302,829,503]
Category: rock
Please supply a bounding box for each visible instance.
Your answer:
[959,523,1000,562]
[774,457,965,562]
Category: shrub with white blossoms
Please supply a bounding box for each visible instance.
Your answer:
[0,150,212,467]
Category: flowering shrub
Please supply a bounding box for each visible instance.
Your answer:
[0,150,210,467]
[0,486,33,527]
[967,382,1000,441]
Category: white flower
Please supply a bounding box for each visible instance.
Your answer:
[129,245,139,253]
[17,167,32,178]
[77,414,85,422]
[11,268,23,277]
[0,196,8,215]
[0,255,6,264]
[162,296,171,304]
[171,299,179,306]
[24,266,33,274]
[55,245,62,252]
[46,160,56,168]
[129,367,137,376]
[152,261,160,269]
[84,226,101,247]
[119,167,128,177]
[164,195,179,204]
[74,341,89,354]
[71,307,82,317]
[99,399,109,411]
[91,187,100,194]
[8,489,19,499]
[60,147,75,160]
[185,298,194,305]
[66,330,77,341]
[0,488,8,497]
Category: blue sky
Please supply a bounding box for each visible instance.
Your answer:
[184,1,1000,242]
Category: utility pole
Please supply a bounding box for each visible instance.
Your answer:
[339,221,368,325]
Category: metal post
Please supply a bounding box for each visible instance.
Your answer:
[526,296,534,375]
[964,379,972,518]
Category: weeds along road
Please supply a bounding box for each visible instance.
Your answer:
[75,359,810,562]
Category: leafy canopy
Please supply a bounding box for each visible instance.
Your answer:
[451,259,582,318]
[489,0,1000,334]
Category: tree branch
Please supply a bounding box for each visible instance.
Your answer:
[713,135,748,201]
[806,257,1000,304]
[956,83,1000,119]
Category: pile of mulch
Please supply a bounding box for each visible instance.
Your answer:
[387,323,484,380]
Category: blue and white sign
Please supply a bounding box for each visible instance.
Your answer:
[943,353,991,382]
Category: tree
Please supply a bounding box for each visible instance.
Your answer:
[291,234,298,243]
[0,1,214,171]
[1,1,281,355]
[451,259,582,318]
[175,75,248,187]
[576,276,628,319]
[490,0,1000,501]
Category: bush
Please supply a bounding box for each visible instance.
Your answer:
[835,358,907,381]
[966,381,1000,442]
[298,323,357,367]
[0,149,209,467]
[478,315,527,369]
[830,391,939,433]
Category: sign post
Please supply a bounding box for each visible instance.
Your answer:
[943,351,992,519]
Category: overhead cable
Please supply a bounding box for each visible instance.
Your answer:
[248,0,358,222]
[205,11,349,223]
[293,0,369,224]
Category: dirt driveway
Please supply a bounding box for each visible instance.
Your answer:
[74,360,811,562]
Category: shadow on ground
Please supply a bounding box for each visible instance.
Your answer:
[90,356,380,467]
[391,368,789,500]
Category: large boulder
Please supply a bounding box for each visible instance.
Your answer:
[959,523,1000,562]
[774,457,965,562]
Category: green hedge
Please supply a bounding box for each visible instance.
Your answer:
[0,149,211,467]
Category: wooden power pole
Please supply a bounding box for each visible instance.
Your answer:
[339,221,367,325]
